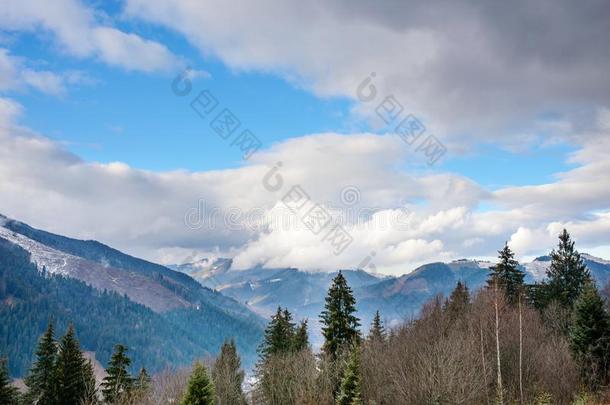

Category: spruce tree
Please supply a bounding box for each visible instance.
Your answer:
[181,361,215,405]
[212,340,246,405]
[445,281,471,319]
[487,244,524,304]
[368,310,386,343]
[258,307,296,361]
[336,346,363,405]
[25,322,58,405]
[101,344,133,403]
[320,271,361,358]
[56,324,89,405]
[82,359,98,404]
[569,281,610,387]
[0,357,19,405]
[546,229,591,308]
[292,320,310,352]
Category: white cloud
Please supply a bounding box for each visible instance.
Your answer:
[1,100,609,275]
[19,69,66,95]
[0,97,22,125]
[1,48,64,95]
[90,27,175,73]
[0,0,177,72]
[0,47,97,96]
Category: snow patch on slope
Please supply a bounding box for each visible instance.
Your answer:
[0,225,75,276]
[524,259,551,281]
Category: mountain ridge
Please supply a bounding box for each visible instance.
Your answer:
[173,253,610,345]
[0,214,265,377]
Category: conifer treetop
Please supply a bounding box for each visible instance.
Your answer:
[546,229,591,308]
[181,361,215,405]
[320,271,361,358]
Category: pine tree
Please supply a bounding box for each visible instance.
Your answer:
[25,322,58,405]
[487,244,524,304]
[292,320,310,352]
[320,271,361,358]
[56,324,89,405]
[0,357,19,405]
[368,311,386,343]
[182,361,215,405]
[569,281,610,387]
[212,340,246,405]
[336,346,363,405]
[445,281,471,320]
[101,344,133,403]
[546,229,591,308]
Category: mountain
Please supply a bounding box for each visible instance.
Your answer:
[174,254,610,346]
[0,215,258,320]
[354,260,495,326]
[182,259,496,327]
[0,214,264,377]
[173,259,495,344]
[172,262,386,346]
[524,253,610,286]
[169,258,233,286]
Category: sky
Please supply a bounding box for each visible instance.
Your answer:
[1,0,609,275]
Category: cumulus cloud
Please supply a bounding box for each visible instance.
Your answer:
[1,98,609,274]
[124,0,610,146]
[0,0,177,72]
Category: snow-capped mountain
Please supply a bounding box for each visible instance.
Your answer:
[524,253,610,286]
[173,253,610,346]
[168,257,233,286]
[0,213,266,376]
[0,213,262,321]
[0,221,190,312]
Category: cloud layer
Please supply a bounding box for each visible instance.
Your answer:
[0,1,608,274]
[1,97,608,274]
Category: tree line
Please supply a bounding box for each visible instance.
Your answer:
[0,322,152,404]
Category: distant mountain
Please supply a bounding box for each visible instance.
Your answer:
[524,253,610,286]
[0,214,264,377]
[169,258,233,285]
[172,261,386,346]
[172,258,496,344]
[354,260,495,326]
[174,254,610,346]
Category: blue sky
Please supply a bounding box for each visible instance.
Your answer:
[4,29,339,168]
[3,8,575,186]
[1,0,608,272]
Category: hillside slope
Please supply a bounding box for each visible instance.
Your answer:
[0,215,265,377]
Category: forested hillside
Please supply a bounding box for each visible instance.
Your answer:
[0,237,262,377]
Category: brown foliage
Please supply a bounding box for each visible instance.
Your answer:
[252,349,332,405]
[359,289,580,404]
[113,287,585,405]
